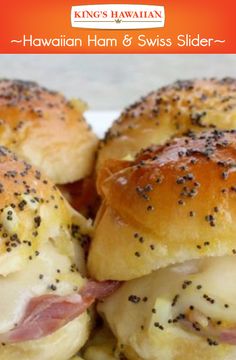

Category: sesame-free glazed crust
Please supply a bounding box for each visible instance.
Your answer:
[0,147,93,359]
[97,78,236,168]
[0,79,98,184]
[89,130,236,280]
[0,146,91,275]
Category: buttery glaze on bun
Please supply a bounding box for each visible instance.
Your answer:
[89,129,236,281]
[0,79,98,184]
[93,130,236,360]
[0,146,92,359]
[97,78,236,168]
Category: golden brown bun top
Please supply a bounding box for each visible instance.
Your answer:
[0,146,90,275]
[0,79,98,184]
[97,78,236,168]
[89,130,236,280]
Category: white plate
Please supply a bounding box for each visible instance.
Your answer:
[85,111,119,138]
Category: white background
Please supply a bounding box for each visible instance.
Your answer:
[1,54,236,137]
[0,55,235,111]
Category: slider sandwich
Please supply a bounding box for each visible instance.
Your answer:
[88,130,236,360]
[0,79,98,216]
[97,78,236,169]
[0,146,117,360]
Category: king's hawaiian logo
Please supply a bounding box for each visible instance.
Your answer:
[71,4,165,29]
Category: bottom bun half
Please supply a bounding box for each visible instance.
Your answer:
[0,313,90,360]
[98,256,236,360]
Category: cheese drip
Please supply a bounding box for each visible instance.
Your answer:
[0,241,85,333]
[99,256,236,359]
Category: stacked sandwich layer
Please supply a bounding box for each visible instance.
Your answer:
[1,78,236,360]
[88,78,236,360]
[0,79,116,360]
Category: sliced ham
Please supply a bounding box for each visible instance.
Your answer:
[181,312,236,345]
[220,329,236,345]
[0,280,120,344]
[79,280,121,299]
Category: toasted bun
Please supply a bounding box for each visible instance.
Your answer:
[0,79,98,184]
[0,146,91,275]
[97,78,236,168]
[89,130,236,280]
[0,147,92,359]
